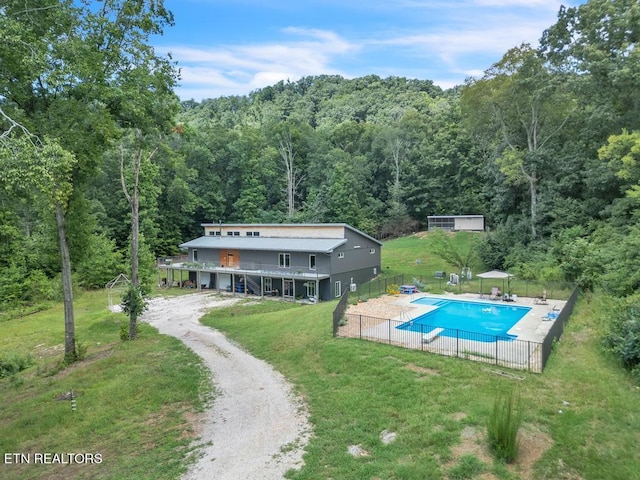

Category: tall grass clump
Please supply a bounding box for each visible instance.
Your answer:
[486,389,523,463]
[0,352,33,378]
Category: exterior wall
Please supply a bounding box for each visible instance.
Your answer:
[202,224,345,239]
[318,278,332,301]
[454,216,485,231]
[428,215,485,232]
[330,267,379,298]
[330,228,381,277]
[187,247,331,274]
[179,223,382,302]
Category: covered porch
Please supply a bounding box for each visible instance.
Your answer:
[158,260,329,302]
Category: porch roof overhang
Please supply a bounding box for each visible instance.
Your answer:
[162,264,331,281]
[179,236,347,253]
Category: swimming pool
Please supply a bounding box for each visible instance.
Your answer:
[396,296,532,342]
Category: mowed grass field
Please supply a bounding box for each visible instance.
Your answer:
[201,295,640,479]
[0,290,211,480]
[2,232,640,479]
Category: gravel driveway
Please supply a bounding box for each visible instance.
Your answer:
[140,293,311,480]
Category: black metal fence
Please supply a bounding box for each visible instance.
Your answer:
[338,313,544,372]
[332,287,350,337]
[351,274,575,303]
[332,275,580,373]
[540,284,580,370]
[348,274,406,303]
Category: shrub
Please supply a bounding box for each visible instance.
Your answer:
[486,389,523,463]
[603,301,640,379]
[75,234,124,289]
[0,352,34,378]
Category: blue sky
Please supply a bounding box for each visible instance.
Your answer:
[153,0,586,101]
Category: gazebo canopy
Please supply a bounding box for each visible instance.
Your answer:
[476,270,513,279]
[476,270,513,295]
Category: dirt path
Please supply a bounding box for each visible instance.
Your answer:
[140,293,311,480]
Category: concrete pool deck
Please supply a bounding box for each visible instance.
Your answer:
[340,292,567,372]
[388,292,566,344]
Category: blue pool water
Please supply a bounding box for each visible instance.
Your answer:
[396,297,532,342]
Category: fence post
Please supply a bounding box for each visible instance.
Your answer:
[495,338,498,365]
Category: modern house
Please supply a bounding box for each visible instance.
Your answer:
[427,215,485,232]
[158,223,382,302]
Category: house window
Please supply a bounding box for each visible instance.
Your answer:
[227,231,233,236]
[193,249,198,262]
[264,278,272,292]
[370,248,376,254]
[246,232,253,236]
[233,231,240,236]
[334,281,342,298]
[253,231,260,236]
[309,254,316,270]
[338,252,344,259]
[278,253,290,268]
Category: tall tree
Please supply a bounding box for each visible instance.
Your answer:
[598,130,640,203]
[0,0,178,362]
[0,134,77,357]
[119,135,159,339]
[278,131,305,219]
[541,0,640,131]
[461,44,574,238]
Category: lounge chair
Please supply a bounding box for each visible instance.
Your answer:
[489,287,501,300]
[534,290,548,305]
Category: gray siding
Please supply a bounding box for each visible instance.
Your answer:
[330,228,381,278]
[189,247,331,273]
[180,224,382,302]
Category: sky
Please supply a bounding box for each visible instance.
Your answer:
[153,0,586,101]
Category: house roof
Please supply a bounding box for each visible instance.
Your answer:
[180,236,348,253]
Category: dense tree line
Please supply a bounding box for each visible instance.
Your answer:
[1,0,639,376]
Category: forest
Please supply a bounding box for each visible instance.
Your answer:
[0,0,639,376]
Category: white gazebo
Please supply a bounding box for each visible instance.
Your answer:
[105,273,130,313]
[476,270,514,297]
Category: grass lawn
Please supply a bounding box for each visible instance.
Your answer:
[2,233,640,480]
[201,295,640,480]
[0,290,211,480]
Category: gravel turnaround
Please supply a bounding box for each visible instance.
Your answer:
[140,293,311,480]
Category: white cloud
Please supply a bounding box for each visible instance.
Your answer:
[159,28,358,100]
[160,0,582,100]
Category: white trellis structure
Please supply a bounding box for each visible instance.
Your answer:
[105,273,130,313]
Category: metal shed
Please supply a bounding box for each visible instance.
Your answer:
[427,215,485,232]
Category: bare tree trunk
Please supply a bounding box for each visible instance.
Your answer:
[389,137,404,205]
[55,203,76,362]
[121,148,141,287]
[529,170,537,239]
[278,135,295,218]
[120,145,156,340]
[278,133,304,218]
